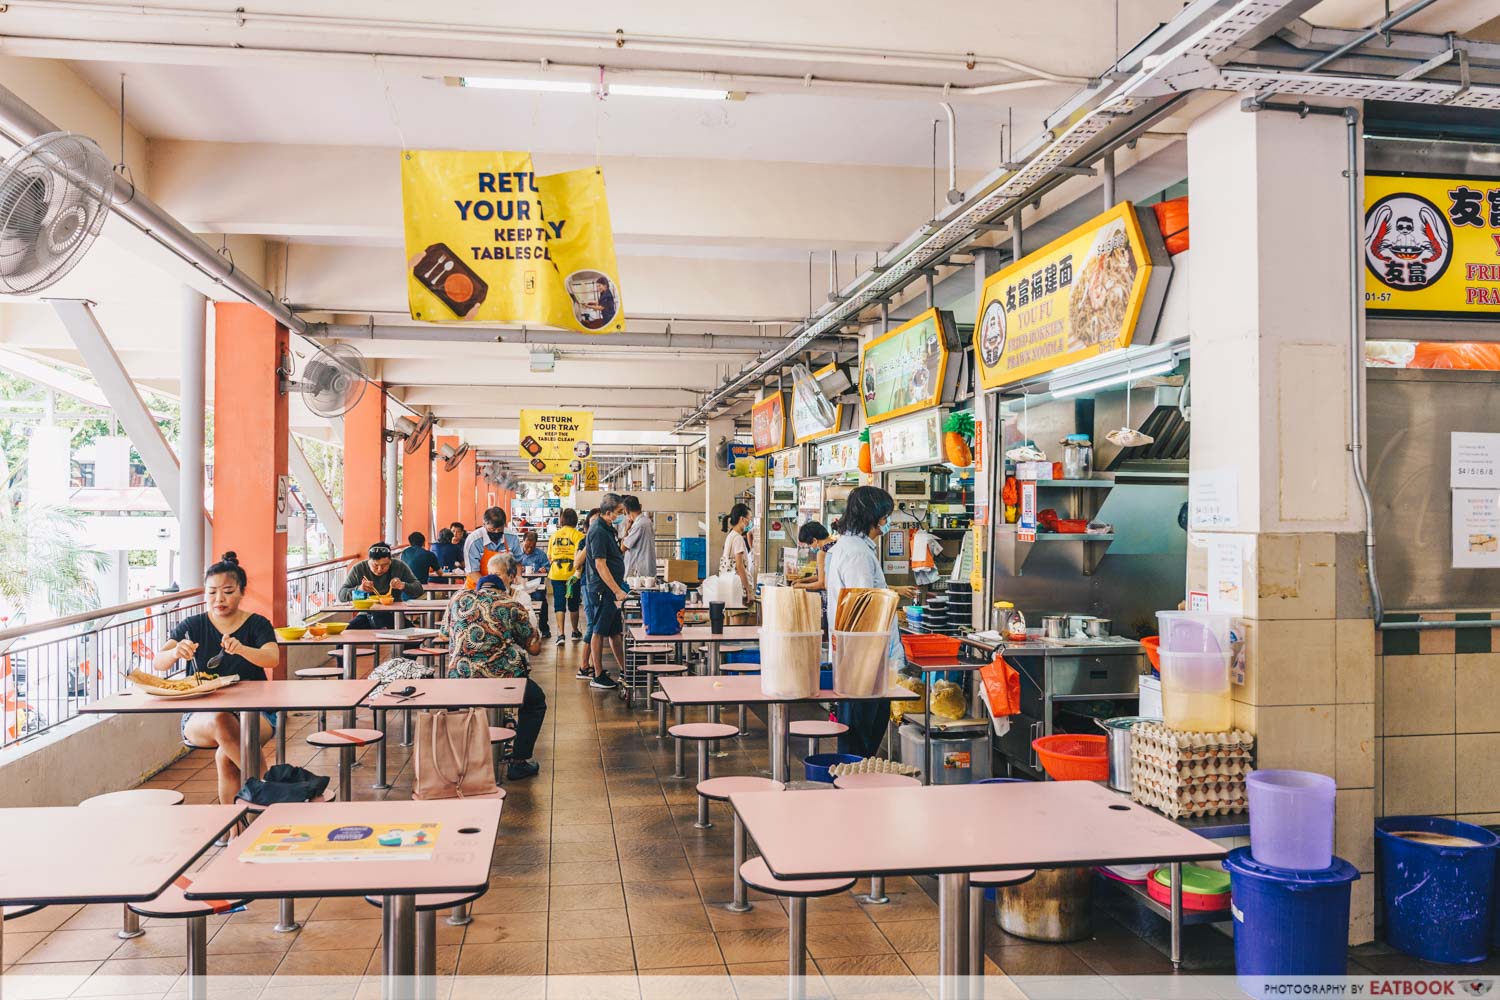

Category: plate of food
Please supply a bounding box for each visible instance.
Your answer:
[128,670,240,699]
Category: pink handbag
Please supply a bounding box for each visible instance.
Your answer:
[413,708,498,800]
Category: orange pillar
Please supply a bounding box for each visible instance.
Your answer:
[435,435,460,528]
[400,436,432,541]
[343,383,386,553]
[458,450,477,527]
[212,303,289,673]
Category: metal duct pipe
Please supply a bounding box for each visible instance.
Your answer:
[1304,0,1445,73]
[0,81,306,334]
[308,323,849,353]
[1101,150,1116,207]
[941,103,964,205]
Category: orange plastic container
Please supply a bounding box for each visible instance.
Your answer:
[1141,636,1161,671]
[1031,734,1109,781]
[901,635,961,659]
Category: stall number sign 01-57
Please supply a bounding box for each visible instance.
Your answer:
[1365,174,1500,316]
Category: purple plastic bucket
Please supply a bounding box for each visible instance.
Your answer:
[1248,770,1335,871]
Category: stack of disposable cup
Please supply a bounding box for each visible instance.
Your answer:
[759,587,822,699]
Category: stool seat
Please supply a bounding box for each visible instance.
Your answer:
[832,772,919,790]
[488,727,516,743]
[4,905,43,920]
[669,722,739,741]
[970,869,1037,889]
[631,644,675,655]
[80,788,186,808]
[295,666,344,679]
[411,647,447,658]
[182,740,216,751]
[363,890,485,912]
[651,690,670,703]
[127,880,246,918]
[718,663,760,673]
[790,720,848,738]
[696,776,784,802]
[738,858,855,897]
[306,728,384,748]
[638,662,687,674]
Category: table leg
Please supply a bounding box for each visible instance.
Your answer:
[694,742,712,829]
[672,706,687,779]
[967,885,984,987]
[401,709,414,747]
[446,902,472,927]
[728,812,752,912]
[414,910,436,1000]
[186,915,207,1000]
[342,645,357,726]
[238,711,262,787]
[922,672,931,786]
[767,702,790,785]
[1169,861,1183,968]
[275,711,287,766]
[937,872,970,1000]
[373,709,391,791]
[382,893,416,1000]
[861,877,888,905]
[275,897,300,934]
[118,906,143,939]
[707,644,727,756]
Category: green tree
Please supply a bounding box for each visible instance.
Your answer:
[0,504,107,618]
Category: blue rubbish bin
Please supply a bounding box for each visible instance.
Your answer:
[1376,816,1499,964]
[804,752,860,783]
[1223,847,1359,979]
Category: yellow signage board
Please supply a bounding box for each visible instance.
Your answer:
[975,202,1156,389]
[751,393,786,457]
[859,309,950,425]
[1365,174,1500,316]
[519,409,593,474]
[583,461,599,491]
[401,150,625,333]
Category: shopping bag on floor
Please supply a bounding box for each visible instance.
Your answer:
[413,707,498,799]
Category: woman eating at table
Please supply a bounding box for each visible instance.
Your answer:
[441,553,548,781]
[151,552,278,804]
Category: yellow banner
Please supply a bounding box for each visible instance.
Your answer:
[583,462,599,491]
[975,202,1154,389]
[751,393,786,456]
[401,150,625,333]
[1365,174,1500,316]
[519,409,594,474]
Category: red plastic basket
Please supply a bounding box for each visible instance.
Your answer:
[1141,636,1161,671]
[901,635,961,658]
[1031,734,1109,781]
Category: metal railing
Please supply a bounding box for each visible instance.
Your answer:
[0,553,363,751]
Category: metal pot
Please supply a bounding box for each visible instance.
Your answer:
[1065,613,1093,638]
[1040,615,1069,640]
[998,866,1094,942]
[1095,716,1154,793]
[1083,617,1111,639]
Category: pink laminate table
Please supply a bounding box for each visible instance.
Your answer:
[325,601,450,629]
[628,625,761,740]
[658,674,917,784]
[731,780,1226,994]
[366,677,525,710]
[185,799,502,982]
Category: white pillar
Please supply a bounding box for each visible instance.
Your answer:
[384,434,400,546]
[93,436,130,489]
[178,288,207,581]
[702,415,737,541]
[25,424,70,506]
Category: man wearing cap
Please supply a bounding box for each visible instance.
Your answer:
[338,542,426,630]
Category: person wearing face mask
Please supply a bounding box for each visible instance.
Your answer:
[463,506,522,583]
[719,502,756,606]
[791,520,836,592]
[583,494,631,690]
[823,486,909,757]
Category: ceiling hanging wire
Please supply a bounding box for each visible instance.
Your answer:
[375,55,409,150]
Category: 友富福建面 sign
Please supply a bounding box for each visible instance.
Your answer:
[401,150,624,333]
[1365,174,1500,316]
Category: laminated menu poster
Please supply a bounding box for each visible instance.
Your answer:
[240,823,440,864]
[1453,490,1500,569]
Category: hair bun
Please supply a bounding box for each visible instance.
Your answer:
[221,551,239,563]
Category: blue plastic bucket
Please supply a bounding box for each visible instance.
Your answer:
[1376,816,1499,964]
[1223,847,1358,981]
[804,752,860,783]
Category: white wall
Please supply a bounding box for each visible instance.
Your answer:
[0,713,184,807]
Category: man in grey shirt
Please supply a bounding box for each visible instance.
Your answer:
[337,541,425,629]
[622,495,657,579]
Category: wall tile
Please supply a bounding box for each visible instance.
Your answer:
[1455,613,1492,655]
[1348,880,1375,946]
[1381,654,1454,736]
[1253,705,1335,773]
[1240,619,1336,706]
[1254,533,1336,621]
[1419,618,1456,655]
[1455,653,1500,734]
[1335,619,1376,704]
[1374,735,1384,815]
[1334,533,1373,620]
[1383,735,1455,816]
[1382,614,1419,656]
[1456,733,1500,814]
[1334,788,1374,872]
[1335,703,1375,789]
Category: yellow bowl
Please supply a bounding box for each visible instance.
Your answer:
[275,626,307,641]
[322,622,349,635]
[351,598,375,611]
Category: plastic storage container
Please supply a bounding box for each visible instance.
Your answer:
[804,752,861,783]
[899,723,992,784]
[677,536,707,577]
[1156,610,1233,654]
[1247,770,1336,870]
[1156,650,1232,732]
[758,631,821,699]
[1375,816,1500,964]
[831,631,890,697]
[1223,847,1358,980]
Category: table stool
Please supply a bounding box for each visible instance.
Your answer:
[650,689,672,739]
[627,643,676,708]
[738,857,855,989]
[968,869,1035,987]
[488,726,516,783]
[831,771,918,905]
[81,788,185,939]
[696,776,783,911]
[127,878,248,1000]
[412,646,448,679]
[294,665,344,731]
[791,719,849,758]
[669,722,739,828]
[306,728,384,801]
[365,889,486,996]
[718,662,760,733]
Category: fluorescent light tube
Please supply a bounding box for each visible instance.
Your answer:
[458,77,592,94]
[1049,360,1176,399]
[606,83,731,101]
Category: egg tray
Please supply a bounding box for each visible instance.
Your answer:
[827,757,921,778]
[1132,759,1252,784]
[1129,782,1248,819]
[1131,722,1255,758]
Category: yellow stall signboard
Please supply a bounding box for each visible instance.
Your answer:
[751,393,786,457]
[975,202,1156,389]
[859,309,950,425]
[401,150,625,333]
[1365,174,1500,316]
[519,409,593,475]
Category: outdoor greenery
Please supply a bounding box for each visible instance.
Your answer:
[0,503,107,617]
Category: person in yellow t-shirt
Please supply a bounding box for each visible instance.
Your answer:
[546,508,586,645]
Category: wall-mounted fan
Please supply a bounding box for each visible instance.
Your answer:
[439,441,470,471]
[393,412,436,454]
[0,132,115,294]
[712,437,734,472]
[282,342,369,418]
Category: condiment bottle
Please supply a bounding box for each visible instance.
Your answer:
[994,601,1028,641]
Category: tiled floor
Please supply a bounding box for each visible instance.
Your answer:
[3,641,1478,994]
